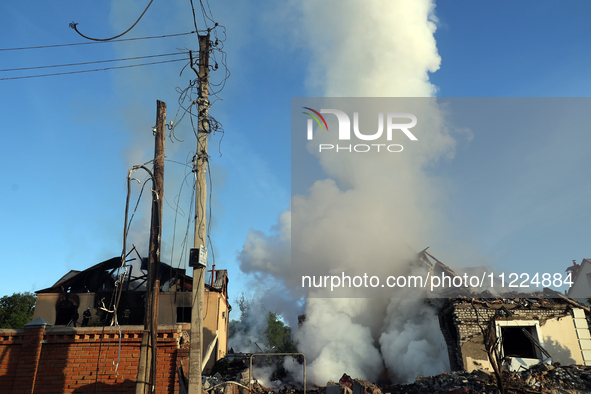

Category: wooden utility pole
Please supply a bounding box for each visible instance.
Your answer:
[188,34,210,394]
[136,100,166,394]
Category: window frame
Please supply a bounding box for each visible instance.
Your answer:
[495,320,549,371]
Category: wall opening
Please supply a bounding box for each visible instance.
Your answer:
[496,320,546,371]
[501,326,538,359]
[55,294,80,325]
[177,307,191,323]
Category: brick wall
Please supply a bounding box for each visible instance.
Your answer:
[439,301,572,371]
[0,325,188,394]
[453,304,570,343]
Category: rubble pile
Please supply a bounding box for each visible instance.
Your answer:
[201,363,591,394]
[324,366,591,394]
[203,373,227,393]
[201,369,251,394]
[203,368,300,394]
[250,381,300,394]
[398,370,497,394]
[503,363,591,394]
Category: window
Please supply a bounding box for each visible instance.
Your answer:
[177,307,191,323]
[501,326,537,358]
[496,320,548,371]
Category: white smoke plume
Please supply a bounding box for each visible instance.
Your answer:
[228,295,272,353]
[300,0,440,97]
[294,299,385,384]
[379,298,450,383]
[239,0,456,386]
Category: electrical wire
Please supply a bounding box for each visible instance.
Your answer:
[69,0,155,42]
[0,52,185,72]
[164,158,193,168]
[167,0,229,296]
[0,31,195,52]
[167,164,197,325]
[189,0,200,34]
[126,178,151,235]
[206,160,215,270]
[0,58,187,81]
[200,0,217,26]
[168,171,194,266]
[198,0,211,33]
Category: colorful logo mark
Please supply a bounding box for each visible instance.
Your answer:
[302,107,329,131]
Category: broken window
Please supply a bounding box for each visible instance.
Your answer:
[496,320,549,371]
[177,307,191,323]
[55,294,80,325]
[501,326,538,359]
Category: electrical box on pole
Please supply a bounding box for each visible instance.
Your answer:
[189,246,207,268]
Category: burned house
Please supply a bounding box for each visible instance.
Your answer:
[438,289,591,373]
[32,256,231,372]
[414,250,591,373]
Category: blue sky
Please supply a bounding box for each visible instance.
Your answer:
[2,1,591,302]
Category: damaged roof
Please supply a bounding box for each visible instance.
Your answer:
[438,287,591,315]
[36,256,229,296]
[416,248,459,279]
[36,257,123,294]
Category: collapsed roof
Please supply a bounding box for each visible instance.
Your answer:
[36,256,229,294]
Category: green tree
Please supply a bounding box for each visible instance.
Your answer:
[0,292,36,329]
[228,294,297,353]
[265,312,297,353]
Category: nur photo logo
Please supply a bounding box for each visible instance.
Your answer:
[303,107,418,153]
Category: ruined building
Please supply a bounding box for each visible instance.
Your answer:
[0,256,231,392]
[436,291,591,374]
[32,256,230,370]
[417,251,591,373]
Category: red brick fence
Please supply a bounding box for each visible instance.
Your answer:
[0,323,189,393]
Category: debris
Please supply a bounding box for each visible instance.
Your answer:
[339,374,354,389]
[202,355,591,394]
[352,379,381,394]
[326,381,352,394]
[440,389,470,394]
[378,364,591,394]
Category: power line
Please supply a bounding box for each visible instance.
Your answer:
[69,0,155,42]
[189,0,200,33]
[0,52,185,72]
[0,31,195,52]
[0,58,187,81]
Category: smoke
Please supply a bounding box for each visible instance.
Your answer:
[294,299,385,384]
[379,298,450,383]
[240,211,291,279]
[106,0,223,272]
[229,295,304,389]
[228,295,272,353]
[299,0,440,97]
[239,0,456,385]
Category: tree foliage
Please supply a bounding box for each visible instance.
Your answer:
[228,294,297,353]
[0,292,36,329]
[265,312,297,353]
